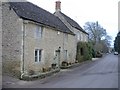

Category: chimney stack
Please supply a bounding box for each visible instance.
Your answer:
[55,1,61,12]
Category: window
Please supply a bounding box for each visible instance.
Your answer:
[35,26,43,38]
[77,33,80,40]
[35,49,42,62]
[81,34,83,41]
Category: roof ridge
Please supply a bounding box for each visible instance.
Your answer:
[59,12,88,34]
[9,2,75,35]
[60,12,82,28]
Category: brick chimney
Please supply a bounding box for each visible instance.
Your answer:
[55,1,61,12]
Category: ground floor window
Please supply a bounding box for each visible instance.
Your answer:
[35,49,42,62]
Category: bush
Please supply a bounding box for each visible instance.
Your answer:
[96,51,103,58]
[42,68,47,72]
[51,63,57,69]
[76,42,93,62]
[61,61,68,66]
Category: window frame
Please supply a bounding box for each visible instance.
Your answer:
[35,25,43,39]
[35,49,42,62]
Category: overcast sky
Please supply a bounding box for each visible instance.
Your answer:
[27,0,118,46]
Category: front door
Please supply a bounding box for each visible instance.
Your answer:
[54,50,60,68]
[64,50,67,61]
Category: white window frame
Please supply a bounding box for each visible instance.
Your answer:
[35,49,42,62]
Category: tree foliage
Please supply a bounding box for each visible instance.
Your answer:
[114,32,120,53]
[84,22,106,43]
[84,21,112,53]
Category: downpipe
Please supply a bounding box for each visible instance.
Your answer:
[20,20,26,79]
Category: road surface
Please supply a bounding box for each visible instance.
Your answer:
[3,54,118,88]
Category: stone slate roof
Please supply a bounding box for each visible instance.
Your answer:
[9,2,74,35]
[59,12,88,34]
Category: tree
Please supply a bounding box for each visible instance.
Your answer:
[84,21,111,53]
[84,21,107,43]
[114,32,120,53]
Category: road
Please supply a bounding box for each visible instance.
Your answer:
[0,60,2,90]
[3,54,118,88]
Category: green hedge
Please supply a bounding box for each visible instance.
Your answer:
[76,42,93,62]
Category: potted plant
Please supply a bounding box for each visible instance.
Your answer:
[51,63,57,69]
[61,61,68,66]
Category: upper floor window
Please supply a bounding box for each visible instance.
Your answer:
[81,34,83,41]
[85,35,88,42]
[77,33,80,40]
[35,25,43,39]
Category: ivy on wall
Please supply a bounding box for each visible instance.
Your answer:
[76,42,93,62]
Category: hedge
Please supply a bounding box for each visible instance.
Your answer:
[76,42,93,62]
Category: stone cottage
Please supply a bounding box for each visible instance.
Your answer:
[2,2,76,78]
[54,1,89,43]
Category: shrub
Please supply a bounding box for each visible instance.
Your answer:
[76,42,93,62]
[42,68,47,72]
[51,63,57,69]
[61,61,68,66]
[96,51,103,58]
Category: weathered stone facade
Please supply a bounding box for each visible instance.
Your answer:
[0,1,2,78]
[23,21,76,75]
[2,3,23,77]
[2,2,76,77]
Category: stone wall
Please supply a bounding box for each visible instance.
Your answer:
[2,3,23,77]
[23,21,76,74]
[2,3,76,77]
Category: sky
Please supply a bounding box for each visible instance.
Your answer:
[27,0,119,46]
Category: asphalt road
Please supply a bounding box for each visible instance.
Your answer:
[3,54,118,88]
[0,60,2,90]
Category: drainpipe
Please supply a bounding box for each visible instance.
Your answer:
[20,20,25,79]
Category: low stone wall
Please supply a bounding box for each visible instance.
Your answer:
[21,69,60,81]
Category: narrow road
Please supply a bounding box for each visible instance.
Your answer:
[3,54,118,88]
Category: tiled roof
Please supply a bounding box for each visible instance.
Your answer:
[59,12,88,34]
[9,2,75,35]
